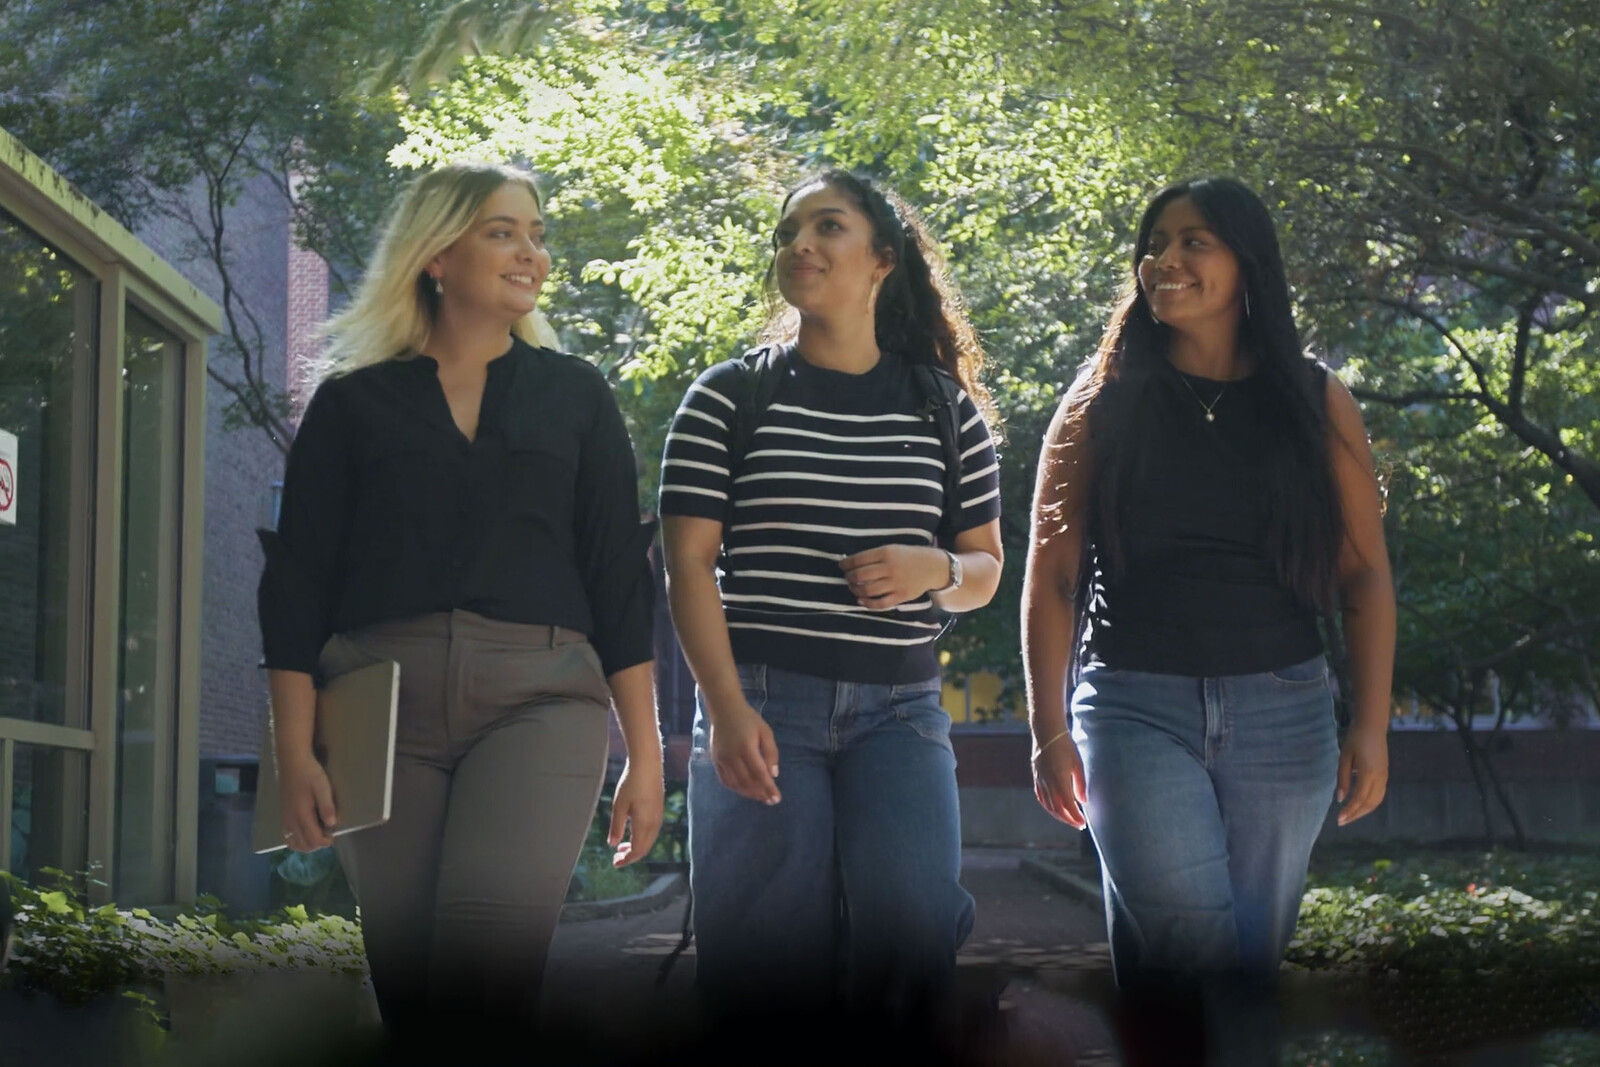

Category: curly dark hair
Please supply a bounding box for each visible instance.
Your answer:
[759,170,999,436]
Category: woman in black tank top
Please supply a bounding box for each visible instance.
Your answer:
[1021,178,1395,1065]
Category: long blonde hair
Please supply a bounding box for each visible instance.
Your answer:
[318,162,560,376]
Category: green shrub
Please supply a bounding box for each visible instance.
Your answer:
[1278,1030,1396,1066]
[266,846,357,918]
[1,870,365,1010]
[646,783,688,867]
[1276,1030,1600,1067]
[1288,850,1600,976]
[565,788,652,903]
[1284,849,1600,1063]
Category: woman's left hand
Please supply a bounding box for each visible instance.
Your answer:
[1336,722,1389,826]
[608,758,665,867]
[840,544,949,610]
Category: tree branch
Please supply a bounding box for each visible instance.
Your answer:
[1371,296,1494,393]
[1349,387,1482,408]
[1412,252,1593,308]
[1475,393,1600,512]
[1507,294,1540,416]
[1316,137,1600,269]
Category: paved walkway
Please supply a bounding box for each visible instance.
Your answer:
[542,847,1120,1064]
[0,849,1120,1066]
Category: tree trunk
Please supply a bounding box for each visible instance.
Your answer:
[1452,673,1498,846]
[1481,674,1528,850]
[1480,748,1527,851]
[1458,729,1498,847]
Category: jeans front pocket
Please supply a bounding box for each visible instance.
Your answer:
[1266,655,1329,689]
[735,662,768,717]
[892,679,953,750]
[692,664,768,760]
[889,675,944,700]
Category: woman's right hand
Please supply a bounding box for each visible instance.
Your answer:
[1032,732,1088,829]
[278,752,338,852]
[707,699,782,806]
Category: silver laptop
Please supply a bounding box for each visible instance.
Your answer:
[252,659,399,854]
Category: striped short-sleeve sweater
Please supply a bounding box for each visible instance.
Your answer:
[659,348,1001,684]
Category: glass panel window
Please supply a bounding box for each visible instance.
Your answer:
[9,743,89,884]
[115,305,184,903]
[0,208,97,726]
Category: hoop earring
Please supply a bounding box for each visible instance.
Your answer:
[1244,290,1251,319]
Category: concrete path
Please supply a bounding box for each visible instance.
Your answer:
[541,847,1120,1064]
[0,849,1120,1066]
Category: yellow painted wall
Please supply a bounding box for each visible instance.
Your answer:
[941,670,1012,724]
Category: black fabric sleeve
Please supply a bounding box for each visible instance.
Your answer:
[257,380,353,675]
[575,373,657,676]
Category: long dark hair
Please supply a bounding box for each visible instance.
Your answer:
[759,169,998,433]
[1070,177,1343,611]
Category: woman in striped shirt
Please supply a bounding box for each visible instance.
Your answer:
[659,171,1003,1038]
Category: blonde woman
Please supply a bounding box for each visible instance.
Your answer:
[257,163,663,1047]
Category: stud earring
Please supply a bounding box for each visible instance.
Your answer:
[433,276,444,296]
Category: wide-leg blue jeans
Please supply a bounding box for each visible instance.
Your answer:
[1071,654,1340,985]
[687,663,975,1018]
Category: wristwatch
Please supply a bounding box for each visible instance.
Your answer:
[933,550,963,595]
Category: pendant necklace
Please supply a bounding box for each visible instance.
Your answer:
[1175,371,1226,423]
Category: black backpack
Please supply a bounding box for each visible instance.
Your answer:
[719,343,968,548]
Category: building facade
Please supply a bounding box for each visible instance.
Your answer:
[0,127,219,906]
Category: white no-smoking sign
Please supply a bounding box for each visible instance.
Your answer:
[0,429,16,527]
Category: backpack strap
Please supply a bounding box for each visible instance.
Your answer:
[721,343,791,536]
[909,363,967,547]
[721,350,964,553]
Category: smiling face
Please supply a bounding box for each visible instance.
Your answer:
[773,181,893,319]
[1137,195,1244,330]
[428,181,551,325]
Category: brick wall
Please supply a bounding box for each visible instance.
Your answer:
[137,174,292,758]
[953,728,1600,847]
[285,237,328,423]
[950,728,1600,789]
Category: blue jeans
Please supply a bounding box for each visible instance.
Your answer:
[1071,654,1339,985]
[688,664,975,1016]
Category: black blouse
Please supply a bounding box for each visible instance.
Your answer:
[258,337,655,677]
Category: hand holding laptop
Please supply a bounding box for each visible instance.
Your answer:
[253,658,400,854]
[278,752,338,851]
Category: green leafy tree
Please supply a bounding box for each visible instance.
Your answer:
[0,0,408,452]
[12,0,1594,756]
[385,23,793,487]
[672,0,1600,745]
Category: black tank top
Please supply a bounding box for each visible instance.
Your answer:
[1082,362,1325,676]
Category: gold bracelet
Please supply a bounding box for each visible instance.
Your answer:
[1030,728,1071,761]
